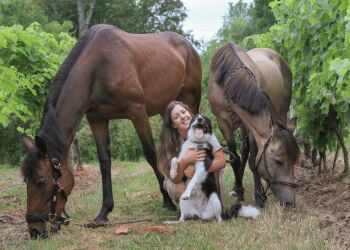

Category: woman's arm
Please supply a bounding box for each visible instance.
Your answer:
[207,149,226,173]
[171,149,206,183]
[183,149,226,179]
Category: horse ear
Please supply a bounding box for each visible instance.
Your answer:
[287,117,298,132]
[22,136,34,151]
[35,136,47,156]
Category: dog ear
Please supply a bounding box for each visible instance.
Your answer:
[188,116,197,131]
[203,115,212,134]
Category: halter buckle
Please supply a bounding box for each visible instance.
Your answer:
[63,218,71,226]
[51,157,61,169]
[48,213,57,222]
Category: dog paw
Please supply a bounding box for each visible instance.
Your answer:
[181,192,190,200]
[229,190,238,197]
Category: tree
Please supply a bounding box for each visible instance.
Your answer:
[0,23,75,164]
[250,0,276,33]
[0,0,48,27]
[217,0,254,46]
[77,0,96,37]
[38,0,190,38]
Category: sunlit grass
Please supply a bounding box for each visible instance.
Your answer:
[0,162,325,249]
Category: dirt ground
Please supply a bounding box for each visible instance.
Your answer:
[1,159,349,248]
[296,154,350,249]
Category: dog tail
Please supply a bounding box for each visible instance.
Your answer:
[222,203,260,220]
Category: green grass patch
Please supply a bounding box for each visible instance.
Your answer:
[1,162,325,249]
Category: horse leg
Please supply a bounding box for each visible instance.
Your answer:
[130,107,176,211]
[87,117,114,224]
[215,116,243,201]
[238,128,249,196]
[249,137,266,208]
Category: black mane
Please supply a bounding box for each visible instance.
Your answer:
[22,106,68,181]
[21,147,39,182]
[210,42,270,115]
[22,27,96,181]
[42,26,97,120]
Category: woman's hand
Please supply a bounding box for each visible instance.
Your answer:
[182,148,206,165]
[184,165,195,179]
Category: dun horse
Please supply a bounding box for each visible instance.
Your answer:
[21,24,201,238]
[208,42,299,207]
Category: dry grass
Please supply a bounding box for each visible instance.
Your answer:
[0,162,326,249]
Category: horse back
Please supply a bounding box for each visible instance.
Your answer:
[247,48,292,123]
[73,25,200,117]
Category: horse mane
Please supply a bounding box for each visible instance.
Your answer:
[42,26,97,119]
[210,42,270,115]
[22,106,68,181]
[21,147,39,182]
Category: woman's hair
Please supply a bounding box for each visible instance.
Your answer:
[157,101,193,178]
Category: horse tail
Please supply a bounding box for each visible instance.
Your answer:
[210,42,270,115]
[222,203,260,220]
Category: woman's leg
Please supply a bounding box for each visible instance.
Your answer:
[163,179,186,204]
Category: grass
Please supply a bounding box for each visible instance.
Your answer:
[0,162,325,249]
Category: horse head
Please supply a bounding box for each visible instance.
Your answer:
[256,120,299,206]
[22,136,74,238]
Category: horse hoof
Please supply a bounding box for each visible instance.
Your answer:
[84,220,109,228]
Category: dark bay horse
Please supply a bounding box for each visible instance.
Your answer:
[21,24,201,238]
[208,42,299,207]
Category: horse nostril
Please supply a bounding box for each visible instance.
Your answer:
[278,200,293,207]
[276,191,295,208]
[29,228,40,239]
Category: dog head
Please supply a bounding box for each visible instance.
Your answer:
[187,114,212,142]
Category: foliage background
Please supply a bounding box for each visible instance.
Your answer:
[0,0,349,167]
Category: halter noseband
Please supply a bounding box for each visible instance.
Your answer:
[26,157,71,228]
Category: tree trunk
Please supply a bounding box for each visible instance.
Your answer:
[77,0,96,37]
[335,127,349,174]
[332,143,339,170]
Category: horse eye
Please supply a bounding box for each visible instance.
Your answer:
[274,157,283,165]
[36,178,46,187]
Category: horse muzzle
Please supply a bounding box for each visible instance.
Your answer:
[28,221,47,239]
[26,211,70,238]
[274,186,296,207]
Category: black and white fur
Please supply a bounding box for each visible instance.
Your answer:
[168,115,260,223]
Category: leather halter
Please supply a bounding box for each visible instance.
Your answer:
[25,157,71,227]
[255,136,297,189]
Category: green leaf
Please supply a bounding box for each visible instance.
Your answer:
[330,58,350,77]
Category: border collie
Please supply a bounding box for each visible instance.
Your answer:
[166,114,260,223]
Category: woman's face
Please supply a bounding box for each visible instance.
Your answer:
[171,104,192,133]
